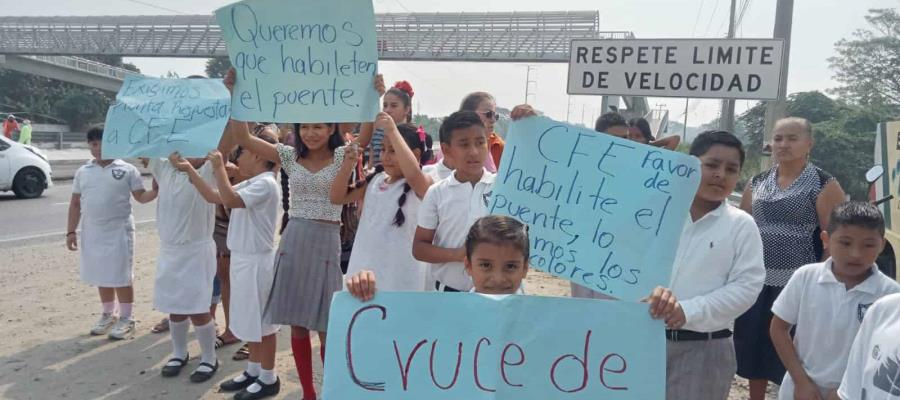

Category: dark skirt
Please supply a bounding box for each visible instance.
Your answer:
[734,284,787,384]
[263,217,342,332]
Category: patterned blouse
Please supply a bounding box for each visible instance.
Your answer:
[750,163,834,286]
[276,143,345,222]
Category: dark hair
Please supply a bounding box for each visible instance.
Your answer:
[827,201,885,236]
[689,130,746,167]
[464,216,530,261]
[595,112,628,133]
[439,111,485,144]
[290,123,345,160]
[459,92,495,112]
[385,81,414,122]
[354,123,434,227]
[86,124,104,142]
[235,133,278,171]
[628,117,654,143]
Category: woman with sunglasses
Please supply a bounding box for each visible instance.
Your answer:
[460,92,504,172]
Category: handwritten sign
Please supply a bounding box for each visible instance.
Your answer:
[489,117,700,300]
[568,38,785,100]
[100,76,230,158]
[215,0,380,122]
[324,292,664,399]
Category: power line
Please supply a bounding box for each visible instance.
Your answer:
[392,0,411,12]
[122,0,187,14]
[691,0,707,37]
[702,0,722,37]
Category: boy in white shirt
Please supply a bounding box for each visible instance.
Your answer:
[67,125,156,340]
[176,134,282,400]
[665,130,766,399]
[414,111,495,292]
[771,201,900,400]
[838,292,900,400]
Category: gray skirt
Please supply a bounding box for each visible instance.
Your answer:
[263,217,342,331]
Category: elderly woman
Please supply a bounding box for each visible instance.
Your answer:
[734,117,845,400]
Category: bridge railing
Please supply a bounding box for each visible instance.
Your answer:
[25,55,137,80]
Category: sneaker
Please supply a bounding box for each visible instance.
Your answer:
[90,313,117,336]
[108,318,135,340]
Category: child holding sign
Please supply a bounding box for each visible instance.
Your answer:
[770,201,899,400]
[413,111,495,293]
[664,130,765,399]
[331,112,434,292]
[67,125,157,339]
[174,137,284,400]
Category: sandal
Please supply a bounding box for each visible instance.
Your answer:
[161,353,189,377]
[216,334,240,349]
[189,360,219,383]
[151,318,170,334]
[232,343,250,361]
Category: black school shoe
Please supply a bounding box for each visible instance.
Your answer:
[234,377,281,400]
[189,360,219,383]
[161,353,189,377]
[220,372,258,392]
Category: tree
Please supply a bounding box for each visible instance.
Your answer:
[205,57,232,78]
[54,90,113,131]
[828,8,900,116]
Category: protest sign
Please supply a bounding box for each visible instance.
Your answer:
[101,76,230,159]
[567,38,784,100]
[324,292,664,400]
[489,117,700,300]
[215,0,380,122]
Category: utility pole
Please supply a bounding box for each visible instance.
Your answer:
[524,65,537,104]
[761,0,794,171]
[566,96,574,123]
[581,104,587,127]
[720,0,738,133]
[683,98,689,141]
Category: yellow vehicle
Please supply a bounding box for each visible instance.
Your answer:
[872,120,900,281]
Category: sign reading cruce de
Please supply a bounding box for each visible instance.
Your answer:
[323,292,665,400]
[490,116,700,300]
[567,38,785,100]
[215,0,381,123]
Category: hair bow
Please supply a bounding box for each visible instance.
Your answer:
[393,81,415,98]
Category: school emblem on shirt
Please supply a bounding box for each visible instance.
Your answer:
[111,169,126,180]
[858,303,873,322]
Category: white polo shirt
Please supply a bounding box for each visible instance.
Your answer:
[839,293,900,400]
[418,169,496,291]
[423,159,453,182]
[72,159,144,225]
[773,260,900,390]
[227,171,279,254]
[669,202,765,333]
[150,158,216,246]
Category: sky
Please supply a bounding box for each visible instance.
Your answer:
[6,0,897,130]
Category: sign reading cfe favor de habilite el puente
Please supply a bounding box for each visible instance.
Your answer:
[567,38,785,100]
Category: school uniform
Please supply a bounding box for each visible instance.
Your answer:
[417,169,495,292]
[773,261,900,399]
[228,171,281,342]
[422,159,453,182]
[150,159,217,315]
[345,174,427,292]
[838,293,900,400]
[666,202,765,400]
[73,159,144,287]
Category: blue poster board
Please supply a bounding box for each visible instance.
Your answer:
[490,116,701,300]
[324,292,665,399]
[215,0,381,122]
[101,76,230,159]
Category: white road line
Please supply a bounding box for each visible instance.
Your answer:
[53,202,69,206]
[0,219,156,244]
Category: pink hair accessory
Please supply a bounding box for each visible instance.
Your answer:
[417,126,427,143]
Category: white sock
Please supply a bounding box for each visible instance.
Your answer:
[194,320,218,371]
[168,318,190,362]
[259,368,277,385]
[233,361,260,382]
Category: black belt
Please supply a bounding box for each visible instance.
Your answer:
[665,329,732,342]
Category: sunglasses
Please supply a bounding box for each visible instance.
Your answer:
[478,110,499,121]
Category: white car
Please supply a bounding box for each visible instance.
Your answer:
[0,136,53,198]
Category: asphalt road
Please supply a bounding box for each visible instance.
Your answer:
[0,177,157,246]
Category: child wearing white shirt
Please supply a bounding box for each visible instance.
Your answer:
[414,111,495,293]
[665,131,766,400]
[771,201,900,400]
[838,292,900,400]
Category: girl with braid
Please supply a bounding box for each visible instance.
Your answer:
[330,112,434,291]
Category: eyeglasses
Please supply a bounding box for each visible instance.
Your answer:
[478,110,499,121]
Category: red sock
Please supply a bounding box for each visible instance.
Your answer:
[291,335,317,399]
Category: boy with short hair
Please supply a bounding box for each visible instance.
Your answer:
[594,112,629,138]
[771,201,900,400]
[837,292,900,400]
[664,130,766,399]
[413,110,495,292]
[67,125,156,339]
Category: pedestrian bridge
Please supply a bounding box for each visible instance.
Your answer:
[0,54,138,92]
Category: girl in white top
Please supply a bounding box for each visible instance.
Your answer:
[331,113,434,292]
